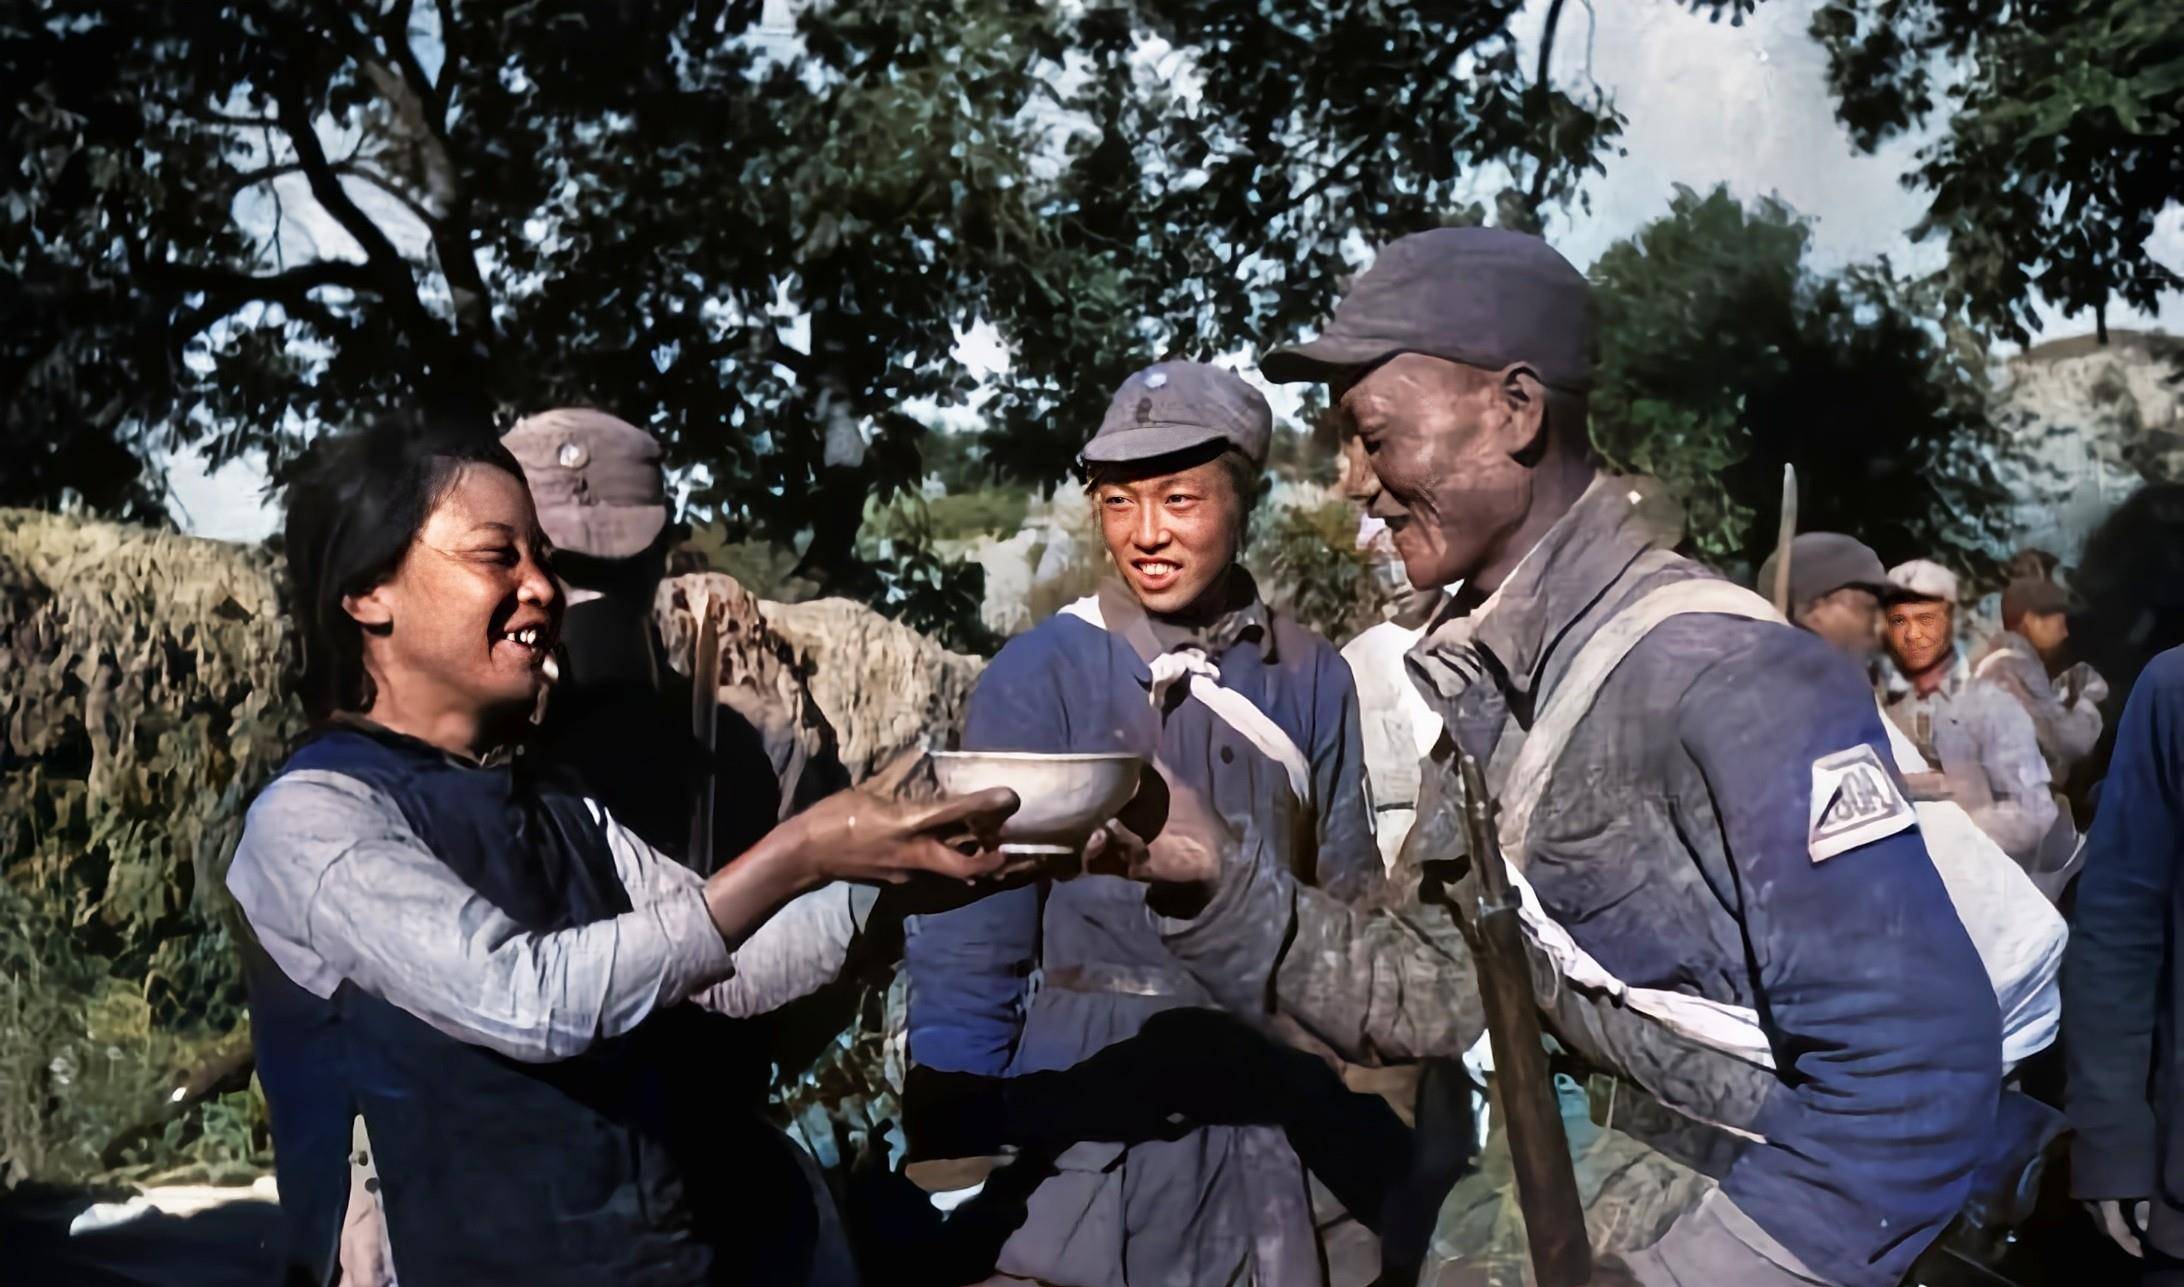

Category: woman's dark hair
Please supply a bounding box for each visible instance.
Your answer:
[283,412,527,721]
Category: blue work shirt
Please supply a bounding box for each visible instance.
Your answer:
[905,578,1376,1078]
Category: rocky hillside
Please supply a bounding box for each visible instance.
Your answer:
[1999,330,2182,564]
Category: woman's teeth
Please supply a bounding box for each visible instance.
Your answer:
[1137,561,1179,576]
[500,627,542,648]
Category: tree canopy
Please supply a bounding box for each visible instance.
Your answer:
[3,0,1619,608]
[1810,0,2182,342]
[1590,184,2023,579]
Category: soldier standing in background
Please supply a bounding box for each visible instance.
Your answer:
[1975,576,2108,791]
[1878,559,2066,879]
[503,408,847,863]
[1754,533,1891,665]
[504,408,860,1287]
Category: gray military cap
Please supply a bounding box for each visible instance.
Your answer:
[1080,361,1273,468]
[1262,227,1595,392]
[1756,532,1890,609]
[502,408,670,560]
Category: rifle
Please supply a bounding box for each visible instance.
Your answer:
[688,588,724,874]
[1769,464,1798,616]
[1457,751,1593,1287]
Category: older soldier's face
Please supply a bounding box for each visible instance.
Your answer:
[1884,598,1955,674]
[1338,354,1533,591]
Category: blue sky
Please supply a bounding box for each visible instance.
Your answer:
[164,0,2183,543]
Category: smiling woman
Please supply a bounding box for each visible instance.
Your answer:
[228,413,1020,1285]
[284,420,559,753]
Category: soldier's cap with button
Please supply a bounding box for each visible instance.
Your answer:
[1885,558,1960,606]
[1260,226,1595,392]
[502,408,670,560]
[1756,532,1890,609]
[1078,361,1272,469]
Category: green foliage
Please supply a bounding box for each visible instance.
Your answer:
[0,509,300,1185]
[0,880,268,1187]
[1590,186,2023,577]
[856,494,1003,656]
[3,0,1621,614]
[1245,500,1385,645]
[1810,0,2182,340]
[924,489,1031,544]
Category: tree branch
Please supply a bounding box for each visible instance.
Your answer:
[433,0,460,102]
[344,162,441,230]
[379,0,449,127]
[1257,134,1376,228]
[1524,0,1571,217]
[161,261,377,347]
[272,64,447,353]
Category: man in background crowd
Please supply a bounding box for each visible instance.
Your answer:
[1879,558,2060,869]
[1975,576,2108,793]
[1756,532,1891,664]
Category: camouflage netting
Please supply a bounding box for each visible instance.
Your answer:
[758,596,983,779]
[0,508,300,1187]
[1,510,977,1190]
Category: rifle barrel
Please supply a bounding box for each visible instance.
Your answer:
[1458,753,1593,1287]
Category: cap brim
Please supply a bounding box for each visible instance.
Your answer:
[1260,334,1399,386]
[540,503,670,561]
[1079,423,1230,466]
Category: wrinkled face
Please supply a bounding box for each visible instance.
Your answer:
[1884,598,1955,674]
[1799,586,1882,660]
[346,463,563,726]
[2020,609,2069,657]
[1338,354,1531,591]
[1095,458,1246,616]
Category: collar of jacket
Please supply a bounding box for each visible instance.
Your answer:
[1423,473,1671,701]
[1094,569,1278,666]
[320,711,521,769]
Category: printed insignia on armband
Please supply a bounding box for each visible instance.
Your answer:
[1808,744,1915,863]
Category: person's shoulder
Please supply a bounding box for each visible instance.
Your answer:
[247,767,399,831]
[973,609,1137,706]
[1962,671,2042,734]
[1637,602,1844,688]
[990,608,1125,670]
[2139,644,2184,693]
[1270,612,1357,688]
[1634,609,1878,751]
[1267,606,1343,660]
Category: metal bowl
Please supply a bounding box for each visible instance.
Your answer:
[928,750,1143,854]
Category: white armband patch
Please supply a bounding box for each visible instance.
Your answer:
[1809,745,1916,862]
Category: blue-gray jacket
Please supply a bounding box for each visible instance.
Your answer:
[903,579,1376,1286]
[1149,478,2001,1287]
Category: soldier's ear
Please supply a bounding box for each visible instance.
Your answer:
[1492,364,1549,463]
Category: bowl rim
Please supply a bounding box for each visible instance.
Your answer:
[928,750,1142,764]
